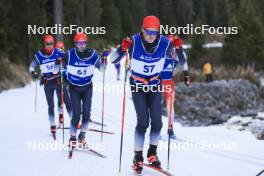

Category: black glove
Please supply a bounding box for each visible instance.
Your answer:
[183,71,190,86]
[31,71,38,80]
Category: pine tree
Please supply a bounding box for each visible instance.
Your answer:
[221,0,264,67]
[100,0,121,43]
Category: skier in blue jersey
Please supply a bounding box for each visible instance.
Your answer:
[53,32,103,146]
[54,41,73,126]
[110,16,190,172]
[29,35,72,136]
[161,35,190,140]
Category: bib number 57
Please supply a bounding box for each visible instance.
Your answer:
[143,65,155,73]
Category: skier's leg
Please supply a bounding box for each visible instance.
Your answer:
[80,84,93,133]
[131,89,149,152]
[63,82,73,118]
[44,84,55,126]
[146,89,163,167]
[56,84,62,114]
[148,90,163,147]
[69,86,81,136]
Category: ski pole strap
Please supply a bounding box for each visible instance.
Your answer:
[131,74,159,85]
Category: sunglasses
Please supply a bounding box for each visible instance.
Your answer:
[45,42,54,46]
[75,41,87,45]
[144,29,159,36]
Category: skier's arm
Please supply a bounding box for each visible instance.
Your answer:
[171,36,190,86]
[94,53,102,70]
[53,52,68,74]
[110,38,133,64]
[176,49,188,73]
[29,56,39,79]
[176,49,190,86]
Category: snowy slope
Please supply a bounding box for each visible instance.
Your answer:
[0,63,264,176]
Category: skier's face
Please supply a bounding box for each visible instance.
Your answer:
[75,40,87,52]
[44,42,54,54]
[142,28,159,43]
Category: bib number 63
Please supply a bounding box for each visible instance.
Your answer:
[77,69,87,75]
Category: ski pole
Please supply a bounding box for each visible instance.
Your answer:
[118,50,130,173]
[60,58,65,144]
[101,56,107,143]
[167,44,176,170]
[256,169,264,176]
[34,79,38,112]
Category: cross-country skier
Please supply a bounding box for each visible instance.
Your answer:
[55,41,65,52]
[110,15,188,173]
[54,41,73,126]
[53,32,103,146]
[161,34,190,139]
[29,35,72,137]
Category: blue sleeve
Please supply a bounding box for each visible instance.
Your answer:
[110,45,133,64]
[29,57,39,73]
[164,43,178,69]
[93,52,101,70]
[176,48,187,64]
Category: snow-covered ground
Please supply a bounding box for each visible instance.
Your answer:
[0,63,263,176]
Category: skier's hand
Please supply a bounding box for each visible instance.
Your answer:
[172,36,183,49]
[31,71,38,80]
[183,71,190,86]
[121,38,132,52]
[101,57,108,65]
[102,50,110,58]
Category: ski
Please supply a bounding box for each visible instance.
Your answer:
[143,163,174,176]
[67,143,106,159]
[87,128,115,134]
[89,119,107,127]
[256,169,264,176]
[81,145,107,158]
[159,135,186,143]
[57,127,115,134]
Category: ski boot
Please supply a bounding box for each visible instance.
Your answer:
[50,125,56,140]
[132,151,144,174]
[69,135,77,148]
[78,131,86,146]
[58,114,64,125]
[147,145,161,168]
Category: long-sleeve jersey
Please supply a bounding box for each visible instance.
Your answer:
[110,33,188,84]
[29,48,64,80]
[161,48,188,80]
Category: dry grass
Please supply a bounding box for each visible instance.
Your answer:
[175,64,260,86]
[0,58,31,91]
